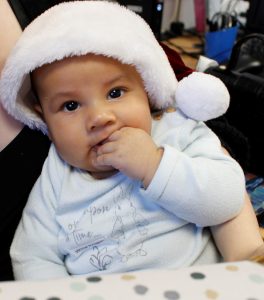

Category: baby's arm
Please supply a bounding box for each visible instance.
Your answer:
[10,146,68,280]
[96,118,245,227]
[211,192,264,261]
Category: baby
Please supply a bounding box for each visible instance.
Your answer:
[0,1,252,280]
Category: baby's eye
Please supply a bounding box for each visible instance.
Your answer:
[108,88,125,100]
[63,101,80,112]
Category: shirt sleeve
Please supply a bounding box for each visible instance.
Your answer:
[141,119,245,227]
[10,145,69,280]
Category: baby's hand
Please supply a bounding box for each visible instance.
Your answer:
[94,127,163,187]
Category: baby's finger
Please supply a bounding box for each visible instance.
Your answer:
[97,141,116,155]
[107,129,122,141]
[95,152,117,168]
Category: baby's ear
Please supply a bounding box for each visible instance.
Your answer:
[32,102,47,125]
[33,103,51,138]
[33,102,44,117]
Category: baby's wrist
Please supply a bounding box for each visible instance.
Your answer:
[142,147,164,188]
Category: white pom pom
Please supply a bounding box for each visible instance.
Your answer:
[175,72,230,121]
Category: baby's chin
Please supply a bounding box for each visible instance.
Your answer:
[86,151,118,179]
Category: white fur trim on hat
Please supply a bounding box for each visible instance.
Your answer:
[0,1,229,133]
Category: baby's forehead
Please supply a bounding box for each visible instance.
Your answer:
[30,53,148,103]
[32,54,143,82]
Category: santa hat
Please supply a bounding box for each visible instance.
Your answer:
[0,1,229,134]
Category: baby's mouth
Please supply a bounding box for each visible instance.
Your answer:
[92,138,108,152]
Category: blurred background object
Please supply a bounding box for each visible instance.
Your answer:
[245,0,264,34]
[118,1,164,39]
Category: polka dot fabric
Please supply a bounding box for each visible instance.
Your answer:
[0,262,263,299]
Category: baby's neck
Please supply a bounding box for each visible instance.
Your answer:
[89,169,119,180]
[151,106,176,120]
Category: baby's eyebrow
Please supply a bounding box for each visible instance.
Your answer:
[49,91,75,99]
[42,91,77,108]
[105,74,127,86]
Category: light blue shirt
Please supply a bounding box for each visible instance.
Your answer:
[11,110,245,280]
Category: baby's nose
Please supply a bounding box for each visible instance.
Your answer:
[87,107,116,131]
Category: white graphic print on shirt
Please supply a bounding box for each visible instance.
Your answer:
[60,182,149,271]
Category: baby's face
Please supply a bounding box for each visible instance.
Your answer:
[32,54,152,178]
